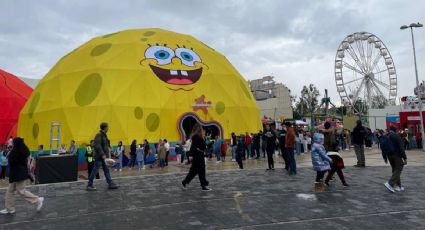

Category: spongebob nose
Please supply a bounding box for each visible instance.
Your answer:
[171,57,182,65]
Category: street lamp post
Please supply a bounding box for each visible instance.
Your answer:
[401,22,424,149]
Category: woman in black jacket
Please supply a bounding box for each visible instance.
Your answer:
[0,138,44,215]
[181,124,211,191]
[128,140,137,169]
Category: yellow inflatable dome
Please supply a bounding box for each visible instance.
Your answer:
[18,28,262,149]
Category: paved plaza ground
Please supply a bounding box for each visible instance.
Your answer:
[0,148,424,229]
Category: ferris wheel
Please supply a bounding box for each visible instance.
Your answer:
[334,32,397,113]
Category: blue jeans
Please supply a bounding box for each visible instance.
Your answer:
[295,141,301,155]
[137,160,144,169]
[88,159,113,187]
[128,155,136,167]
[159,158,166,168]
[215,150,221,161]
[286,148,297,175]
[115,154,123,169]
[246,143,252,158]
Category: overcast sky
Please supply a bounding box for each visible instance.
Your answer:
[1,0,424,104]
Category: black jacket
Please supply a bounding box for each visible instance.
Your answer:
[93,130,110,160]
[189,134,206,162]
[352,125,366,145]
[8,146,30,183]
[388,131,407,160]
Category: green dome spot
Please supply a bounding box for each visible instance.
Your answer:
[90,43,111,56]
[140,38,148,42]
[134,107,144,120]
[143,31,155,37]
[146,113,160,132]
[28,92,40,118]
[102,32,119,38]
[240,80,252,100]
[32,123,39,139]
[216,102,226,115]
[75,73,102,106]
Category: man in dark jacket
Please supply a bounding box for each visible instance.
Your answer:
[278,127,289,171]
[87,122,118,191]
[351,120,366,167]
[264,125,276,170]
[383,126,407,193]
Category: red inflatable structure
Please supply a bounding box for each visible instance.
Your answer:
[0,69,33,144]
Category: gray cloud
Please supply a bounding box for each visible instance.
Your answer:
[0,0,424,104]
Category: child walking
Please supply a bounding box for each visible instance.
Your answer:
[325,144,349,187]
[136,144,145,170]
[311,133,332,192]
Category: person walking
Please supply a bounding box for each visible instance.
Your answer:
[85,140,99,179]
[352,120,366,167]
[0,138,44,214]
[285,122,297,175]
[278,127,289,171]
[311,133,333,192]
[264,125,276,170]
[324,144,349,187]
[182,124,211,191]
[86,122,118,191]
[382,126,407,193]
[245,133,252,159]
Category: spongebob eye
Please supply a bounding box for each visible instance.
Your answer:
[175,48,201,67]
[145,46,175,65]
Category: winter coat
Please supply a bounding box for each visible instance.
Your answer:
[327,151,345,169]
[311,133,332,172]
[189,134,206,163]
[8,146,31,183]
[93,130,111,160]
[352,125,366,145]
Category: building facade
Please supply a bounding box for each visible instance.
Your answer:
[248,76,293,121]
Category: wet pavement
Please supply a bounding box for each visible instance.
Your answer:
[0,148,424,229]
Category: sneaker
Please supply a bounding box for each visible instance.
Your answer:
[114,169,118,171]
[0,209,15,215]
[36,197,44,211]
[394,186,405,192]
[201,186,212,191]
[216,161,221,163]
[86,186,97,191]
[384,182,395,193]
[342,183,349,187]
[181,181,187,189]
[324,181,330,187]
[108,183,119,189]
[231,159,236,162]
[119,169,122,172]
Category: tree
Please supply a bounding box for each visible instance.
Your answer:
[300,84,320,113]
[371,95,388,109]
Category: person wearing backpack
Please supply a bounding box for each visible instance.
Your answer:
[381,127,407,193]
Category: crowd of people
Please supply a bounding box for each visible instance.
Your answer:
[0,119,412,215]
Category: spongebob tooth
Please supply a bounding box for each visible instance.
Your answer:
[170,70,178,75]
[181,70,188,76]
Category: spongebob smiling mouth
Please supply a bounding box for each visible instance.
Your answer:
[149,65,203,85]
[141,44,206,88]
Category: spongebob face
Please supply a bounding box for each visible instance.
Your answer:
[140,45,207,89]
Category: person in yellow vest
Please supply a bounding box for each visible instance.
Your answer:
[85,140,99,179]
